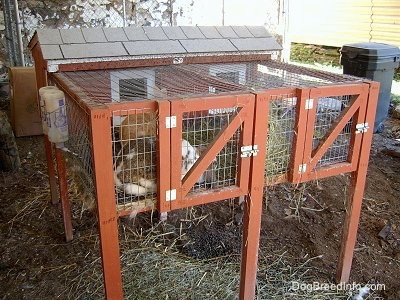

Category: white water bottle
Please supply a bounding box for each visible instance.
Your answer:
[39,86,59,134]
[43,89,69,144]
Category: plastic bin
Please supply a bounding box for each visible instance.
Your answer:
[340,42,400,133]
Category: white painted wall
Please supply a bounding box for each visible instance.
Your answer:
[288,0,400,47]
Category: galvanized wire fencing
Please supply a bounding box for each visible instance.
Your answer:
[1,0,24,66]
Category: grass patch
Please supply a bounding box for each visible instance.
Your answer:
[392,94,400,106]
[290,43,341,67]
[290,43,400,81]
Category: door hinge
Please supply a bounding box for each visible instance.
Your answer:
[166,189,176,201]
[241,145,259,157]
[305,98,314,110]
[166,116,177,129]
[298,164,307,174]
[355,122,369,134]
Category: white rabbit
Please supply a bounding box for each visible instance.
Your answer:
[181,141,217,184]
[181,139,200,179]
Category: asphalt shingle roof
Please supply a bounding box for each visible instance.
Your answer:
[32,26,282,61]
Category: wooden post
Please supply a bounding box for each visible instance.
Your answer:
[289,88,311,183]
[30,52,59,205]
[54,147,73,242]
[157,100,171,213]
[45,139,59,204]
[90,108,123,299]
[239,92,269,299]
[336,82,379,282]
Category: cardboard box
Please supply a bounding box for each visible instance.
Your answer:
[9,67,42,137]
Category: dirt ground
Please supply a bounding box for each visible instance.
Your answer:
[1,35,400,296]
[1,103,400,299]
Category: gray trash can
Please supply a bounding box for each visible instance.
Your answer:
[340,42,400,133]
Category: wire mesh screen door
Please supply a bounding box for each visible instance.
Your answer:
[258,87,300,185]
[168,94,255,210]
[108,100,172,215]
[290,84,370,183]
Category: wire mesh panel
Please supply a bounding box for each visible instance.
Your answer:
[169,94,254,210]
[56,64,247,104]
[313,95,353,167]
[296,84,370,182]
[111,108,158,212]
[181,108,241,192]
[75,0,127,27]
[265,92,297,182]
[132,0,173,26]
[2,0,24,66]
[59,87,96,209]
[251,61,361,88]
[54,61,362,105]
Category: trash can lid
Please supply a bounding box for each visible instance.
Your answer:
[340,42,400,60]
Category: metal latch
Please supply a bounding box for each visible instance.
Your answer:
[166,189,176,201]
[305,99,314,110]
[355,122,369,134]
[166,116,177,128]
[241,145,259,157]
[298,164,307,174]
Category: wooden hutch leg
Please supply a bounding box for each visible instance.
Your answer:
[336,82,379,283]
[239,190,264,299]
[239,92,269,299]
[91,109,123,299]
[44,137,60,204]
[54,147,73,242]
[336,167,367,282]
[34,63,59,205]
